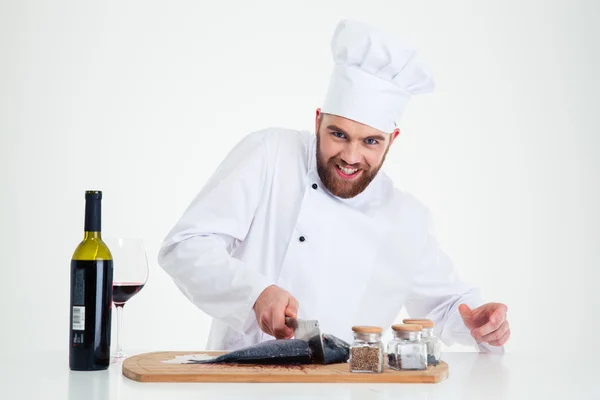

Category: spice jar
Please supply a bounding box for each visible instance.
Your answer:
[387,324,427,370]
[349,326,384,373]
[403,319,441,366]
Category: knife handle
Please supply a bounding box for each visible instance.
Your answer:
[284,317,298,330]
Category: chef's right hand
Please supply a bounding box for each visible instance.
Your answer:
[253,285,299,339]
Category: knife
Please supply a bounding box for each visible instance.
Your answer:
[285,317,325,364]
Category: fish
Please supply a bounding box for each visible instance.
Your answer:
[318,333,352,364]
[187,333,350,365]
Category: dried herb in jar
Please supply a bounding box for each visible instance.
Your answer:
[349,326,384,373]
[350,346,382,372]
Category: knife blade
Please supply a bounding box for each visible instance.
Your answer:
[285,317,325,364]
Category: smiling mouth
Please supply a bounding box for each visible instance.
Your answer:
[335,164,361,179]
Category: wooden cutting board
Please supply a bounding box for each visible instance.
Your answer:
[122,351,448,383]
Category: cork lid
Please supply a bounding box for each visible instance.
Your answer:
[391,324,422,332]
[403,318,434,328]
[352,326,383,334]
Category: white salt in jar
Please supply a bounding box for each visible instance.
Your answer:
[403,318,441,366]
[388,324,427,371]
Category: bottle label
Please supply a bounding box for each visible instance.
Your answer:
[72,268,85,331]
[72,306,85,330]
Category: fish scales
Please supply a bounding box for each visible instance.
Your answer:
[188,333,350,365]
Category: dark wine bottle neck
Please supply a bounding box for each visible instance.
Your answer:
[84,199,102,232]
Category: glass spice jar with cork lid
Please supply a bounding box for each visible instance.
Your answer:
[403,319,441,366]
[349,326,384,373]
[387,324,427,371]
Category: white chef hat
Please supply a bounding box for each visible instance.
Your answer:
[321,18,435,133]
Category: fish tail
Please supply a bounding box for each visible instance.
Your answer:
[186,355,226,364]
[186,359,213,364]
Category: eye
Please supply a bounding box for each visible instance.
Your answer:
[365,138,378,145]
[331,131,346,139]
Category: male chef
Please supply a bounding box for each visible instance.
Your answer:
[158,18,510,353]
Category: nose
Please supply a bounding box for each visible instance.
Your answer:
[340,142,361,166]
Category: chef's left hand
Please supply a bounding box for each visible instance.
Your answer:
[458,302,510,346]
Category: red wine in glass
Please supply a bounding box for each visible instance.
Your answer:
[103,237,149,362]
[112,283,145,306]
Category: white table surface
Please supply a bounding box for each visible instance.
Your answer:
[2,350,598,399]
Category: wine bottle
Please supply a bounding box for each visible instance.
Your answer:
[69,190,114,371]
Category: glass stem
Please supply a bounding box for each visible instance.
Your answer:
[116,304,124,357]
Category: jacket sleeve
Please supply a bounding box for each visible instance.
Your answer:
[157,131,276,334]
[403,209,505,354]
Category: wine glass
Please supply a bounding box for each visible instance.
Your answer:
[104,237,149,362]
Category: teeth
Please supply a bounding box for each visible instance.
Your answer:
[338,165,358,175]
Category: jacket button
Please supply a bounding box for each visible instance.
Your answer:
[299,236,306,242]
[312,183,318,190]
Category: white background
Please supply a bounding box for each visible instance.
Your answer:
[1,0,598,358]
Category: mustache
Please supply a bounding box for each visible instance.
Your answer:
[327,157,366,170]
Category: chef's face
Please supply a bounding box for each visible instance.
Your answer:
[315,109,399,199]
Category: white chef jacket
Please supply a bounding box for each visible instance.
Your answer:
[158,127,503,353]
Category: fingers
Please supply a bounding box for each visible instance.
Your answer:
[488,325,511,346]
[458,304,472,320]
[272,298,294,339]
[489,305,507,326]
[253,285,300,339]
[472,304,507,338]
[481,321,509,343]
[258,309,272,335]
[458,304,474,329]
[286,297,299,318]
[472,320,498,339]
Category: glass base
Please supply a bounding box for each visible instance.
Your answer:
[110,351,127,363]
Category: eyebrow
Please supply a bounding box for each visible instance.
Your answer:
[326,125,386,142]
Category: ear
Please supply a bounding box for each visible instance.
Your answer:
[315,108,322,136]
[389,128,400,145]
